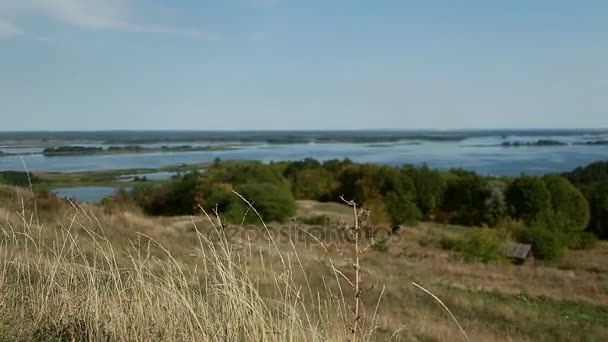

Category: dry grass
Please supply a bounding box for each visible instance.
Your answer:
[1,187,608,341]
[0,187,385,341]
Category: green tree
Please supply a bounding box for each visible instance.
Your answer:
[383,191,421,225]
[505,175,551,223]
[441,170,489,226]
[363,196,391,226]
[517,225,564,261]
[404,165,445,218]
[482,180,508,226]
[291,168,335,199]
[586,181,608,239]
[544,175,590,231]
[236,183,296,223]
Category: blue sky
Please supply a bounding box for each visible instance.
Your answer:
[0,0,607,130]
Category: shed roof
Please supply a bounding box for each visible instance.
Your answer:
[503,243,532,260]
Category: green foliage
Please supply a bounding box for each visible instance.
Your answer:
[132,171,200,216]
[586,181,608,239]
[543,175,590,231]
[440,170,489,226]
[283,159,336,200]
[450,228,507,262]
[482,180,509,226]
[383,191,421,225]
[0,171,39,187]
[363,196,391,225]
[565,231,598,250]
[331,163,422,225]
[404,164,445,217]
[236,183,296,223]
[516,225,564,261]
[505,176,551,223]
[119,158,606,245]
[531,209,569,233]
[221,161,288,187]
[42,146,103,156]
[565,161,608,186]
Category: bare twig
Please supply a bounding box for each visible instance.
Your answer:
[412,282,470,342]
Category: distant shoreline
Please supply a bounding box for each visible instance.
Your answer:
[1,129,607,147]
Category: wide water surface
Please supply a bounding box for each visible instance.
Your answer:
[1,134,607,176]
[53,186,122,203]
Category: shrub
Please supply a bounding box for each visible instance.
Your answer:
[404,164,445,217]
[383,191,421,226]
[236,183,296,223]
[505,175,551,223]
[454,227,507,262]
[565,231,598,250]
[363,196,391,226]
[482,180,509,226]
[585,181,608,239]
[0,171,39,187]
[517,226,564,261]
[544,175,590,231]
[440,170,489,226]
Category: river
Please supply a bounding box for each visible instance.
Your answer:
[1,135,607,176]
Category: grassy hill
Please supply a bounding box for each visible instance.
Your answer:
[0,185,607,341]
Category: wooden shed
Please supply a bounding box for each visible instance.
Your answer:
[503,242,534,264]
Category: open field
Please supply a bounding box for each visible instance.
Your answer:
[1,185,607,341]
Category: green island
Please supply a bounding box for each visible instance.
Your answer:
[501,139,567,147]
[574,140,608,145]
[41,144,236,156]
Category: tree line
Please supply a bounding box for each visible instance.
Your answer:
[110,158,608,260]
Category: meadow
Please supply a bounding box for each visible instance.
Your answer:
[1,185,607,341]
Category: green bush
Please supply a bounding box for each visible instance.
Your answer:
[544,175,590,231]
[517,226,564,261]
[236,183,296,223]
[440,170,489,226]
[506,176,551,223]
[585,181,608,239]
[0,171,39,187]
[565,231,598,250]
[454,228,507,262]
[131,171,201,216]
[383,191,421,225]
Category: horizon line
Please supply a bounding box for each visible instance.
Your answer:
[2,128,608,133]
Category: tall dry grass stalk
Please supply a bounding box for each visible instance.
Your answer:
[0,192,382,341]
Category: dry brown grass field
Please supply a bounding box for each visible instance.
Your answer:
[1,185,607,341]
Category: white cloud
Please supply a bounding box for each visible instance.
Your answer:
[0,0,221,40]
[0,20,24,39]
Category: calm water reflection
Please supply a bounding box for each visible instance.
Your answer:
[1,134,607,176]
[52,186,121,203]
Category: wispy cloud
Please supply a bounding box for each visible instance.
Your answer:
[0,0,221,40]
[0,20,24,39]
